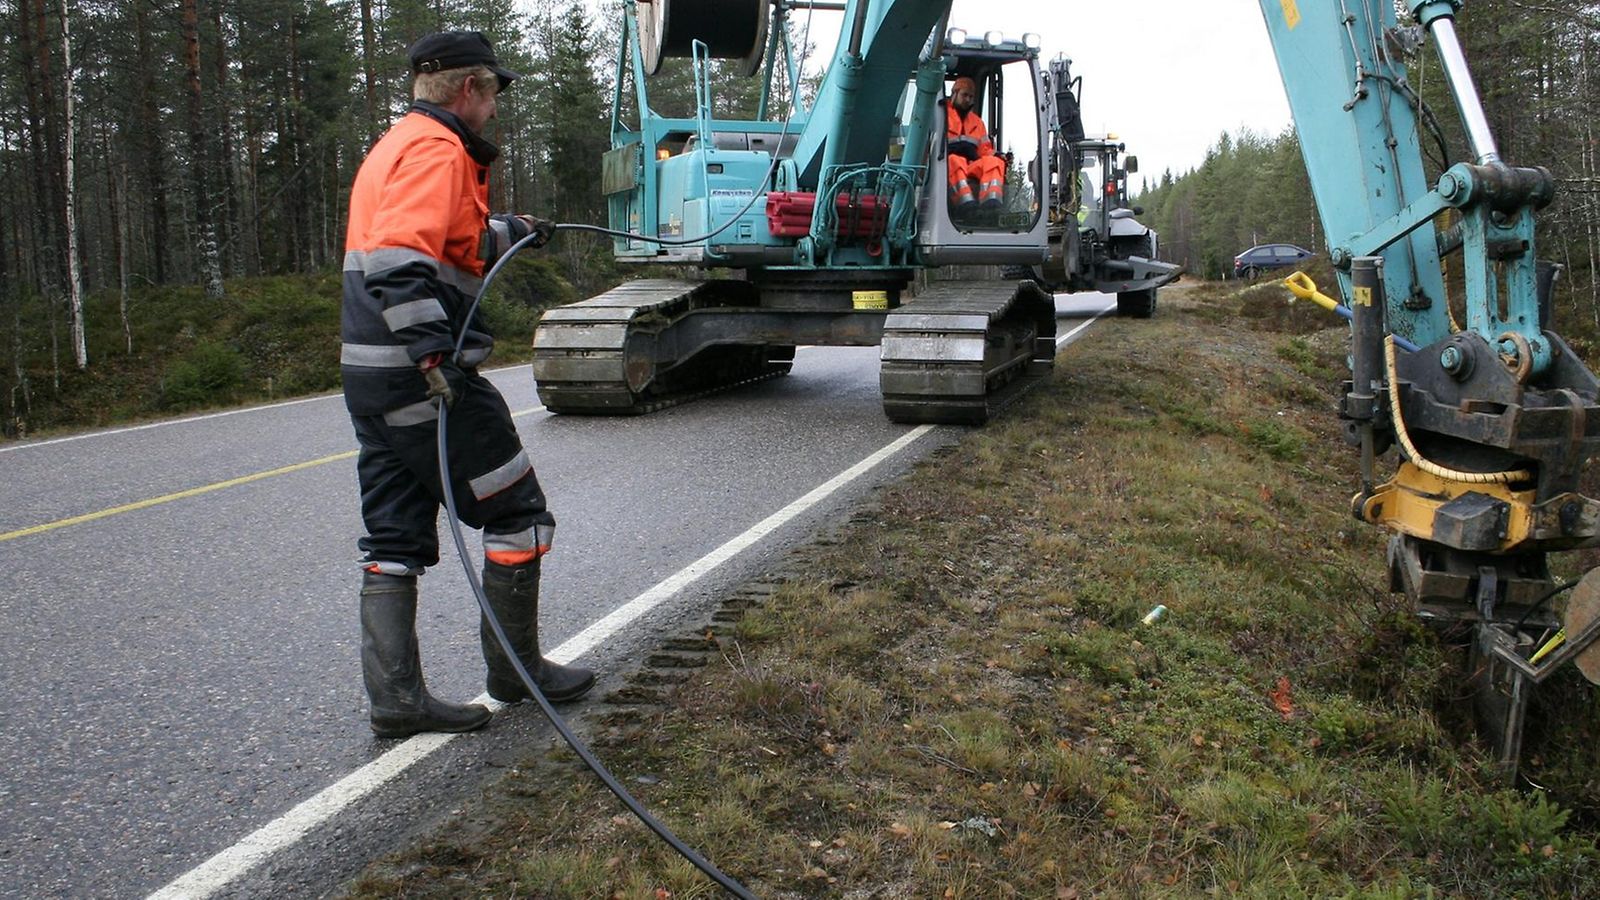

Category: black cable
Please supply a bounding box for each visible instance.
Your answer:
[434,413,756,898]
[1515,578,1579,630]
[430,223,759,899]
[1364,69,1453,171]
[426,13,834,890]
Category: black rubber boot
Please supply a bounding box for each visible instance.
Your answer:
[360,571,492,738]
[480,559,596,703]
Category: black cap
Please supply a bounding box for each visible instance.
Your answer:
[408,31,520,93]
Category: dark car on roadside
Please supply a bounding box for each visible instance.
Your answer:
[1233,243,1315,278]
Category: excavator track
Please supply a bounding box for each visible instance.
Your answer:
[531,279,792,415]
[879,279,1057,424]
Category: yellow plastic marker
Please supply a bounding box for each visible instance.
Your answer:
[1530,629,1566,665]
[852,290,889,310]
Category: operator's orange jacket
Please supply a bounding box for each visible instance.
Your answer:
[946,104,996,162]
[945,104,1007,196]
[341,102,533,418]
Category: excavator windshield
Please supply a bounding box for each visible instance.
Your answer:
[940,58,1043,233]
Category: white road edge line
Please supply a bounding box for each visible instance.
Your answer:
[1057,303,1119,348]
[148,424,936,900]
[149,303,1115,899]
[0,394,339,453]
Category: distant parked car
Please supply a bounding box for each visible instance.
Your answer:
[1233,243,1315,279]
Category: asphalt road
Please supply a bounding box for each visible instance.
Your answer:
[0,293,1115,899]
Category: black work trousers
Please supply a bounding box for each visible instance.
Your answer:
[351,370,551,572]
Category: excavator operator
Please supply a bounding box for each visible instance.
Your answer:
[945,75,1007,212]
[340,30,595,739]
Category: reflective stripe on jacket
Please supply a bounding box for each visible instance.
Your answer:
[341,103,503,416]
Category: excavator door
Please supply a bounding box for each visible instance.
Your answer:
[914,34,1049,268]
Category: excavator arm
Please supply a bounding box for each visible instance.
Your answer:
[1260,0,1600,770]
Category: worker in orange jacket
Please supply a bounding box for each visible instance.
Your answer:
[946,76,1008,210]
[342,31,593,739]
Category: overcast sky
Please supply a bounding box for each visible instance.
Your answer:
[575,0,1294,187]
[945,0,1294,186]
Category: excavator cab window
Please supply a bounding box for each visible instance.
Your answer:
[939,60,1042,233]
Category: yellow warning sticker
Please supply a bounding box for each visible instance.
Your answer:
[1354,286,1373,308]
[853,290,889,311]
[1281,0,1301,29]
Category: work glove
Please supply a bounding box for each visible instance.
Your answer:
[419,353,455,408]
[517,215,557,249]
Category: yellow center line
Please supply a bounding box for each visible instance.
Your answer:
[0,404,548,544]
[0,451,359,543]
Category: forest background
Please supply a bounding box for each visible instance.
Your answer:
[1,0,1597,436]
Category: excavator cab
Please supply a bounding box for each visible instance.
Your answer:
[914,31,1049,267]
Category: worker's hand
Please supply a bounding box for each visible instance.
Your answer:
[517,215,557,249]
[419,353,456,408]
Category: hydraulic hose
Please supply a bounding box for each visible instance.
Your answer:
[1383,334,1531,484]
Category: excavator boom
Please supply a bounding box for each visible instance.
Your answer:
[1259,0,1600,770]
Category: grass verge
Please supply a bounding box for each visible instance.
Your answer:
[348,280,1600,898]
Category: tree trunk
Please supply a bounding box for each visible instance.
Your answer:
[211,0,239,277]
[16,0,59,291]
[359,0,378,143]
[245,110,262,274]
[134,0,169,284]
[181,0,225,299]
[59,0,84,369]
[113,150,132,354]
[18,0,63,389]
[288,16,310,270]
[0,112,16,436]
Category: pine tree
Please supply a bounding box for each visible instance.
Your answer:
[544,1,609,226]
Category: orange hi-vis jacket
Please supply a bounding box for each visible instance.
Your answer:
[945,104,1007,204]
[945,104,996,163]
[341,102,532,419]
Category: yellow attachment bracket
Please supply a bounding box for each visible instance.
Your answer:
[1284,271,1341,313]
[1360,462,1535,552]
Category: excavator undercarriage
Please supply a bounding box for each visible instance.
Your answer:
[532,274,1055,423]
